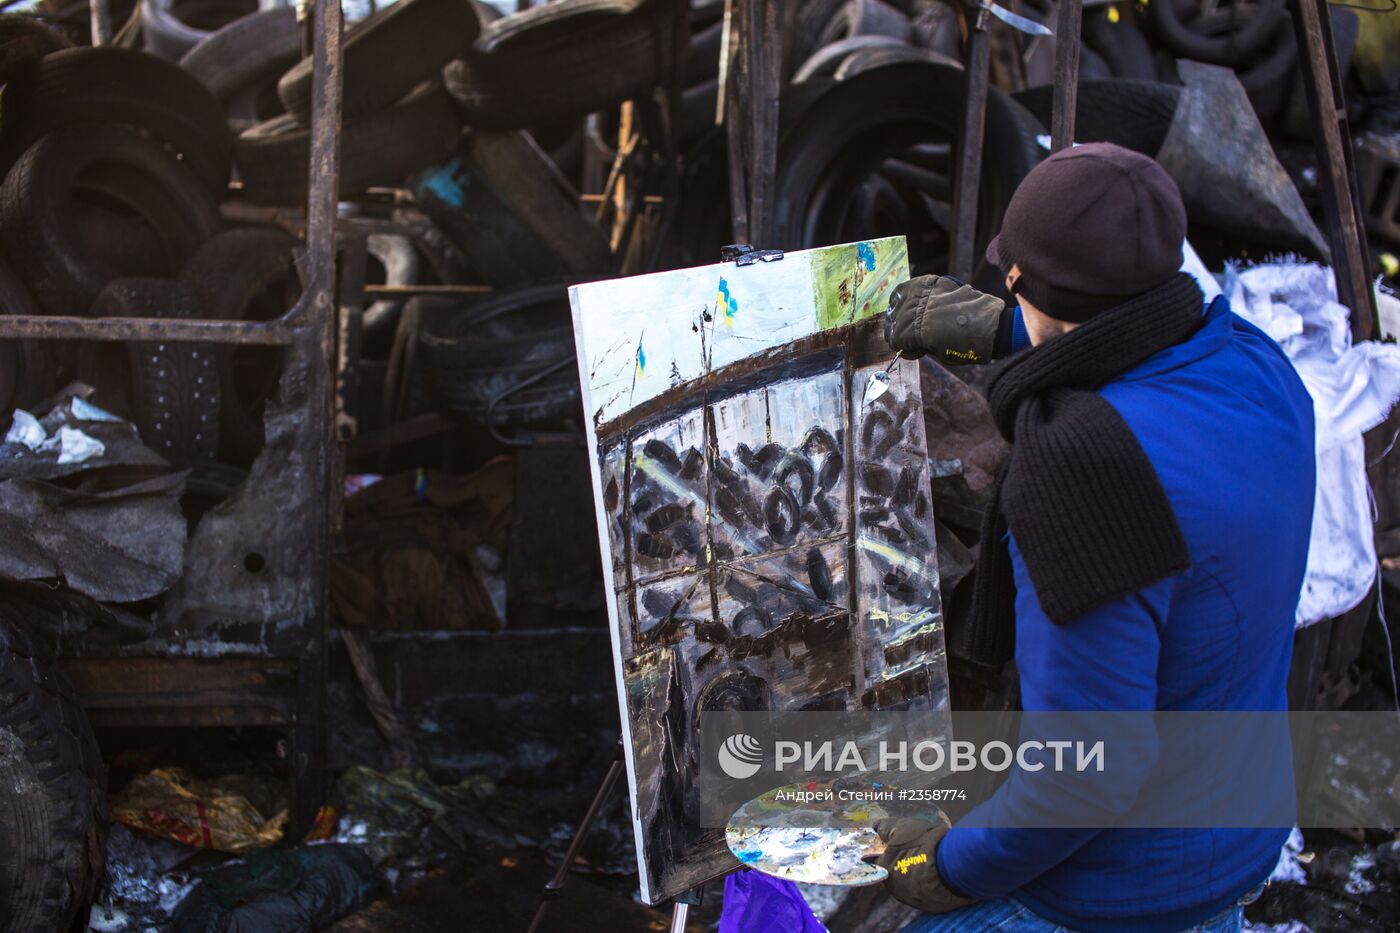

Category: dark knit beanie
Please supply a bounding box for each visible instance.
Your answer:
[986,143,1187,323]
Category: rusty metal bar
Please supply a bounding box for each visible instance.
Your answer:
[950,2,992,281]
[723,0,750,244]
[745,0,781,247]
[0,314,297,344]
[1290,0,1377,340]
[286,0,342,837]
[721,0,781,246]
[1050,0,1081,152]
[363,283,494,296]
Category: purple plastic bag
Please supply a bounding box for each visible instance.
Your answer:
[720,870,828,933]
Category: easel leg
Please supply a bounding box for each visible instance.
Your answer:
[669,883,705,932]
[526,742,625,933]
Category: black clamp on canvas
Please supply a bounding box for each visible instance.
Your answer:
[720,244,785,266]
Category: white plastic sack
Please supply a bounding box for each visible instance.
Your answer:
[1223,262,1400,627]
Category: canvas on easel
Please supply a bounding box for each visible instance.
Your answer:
[569,237,951,904]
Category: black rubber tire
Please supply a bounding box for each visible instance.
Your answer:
[772,61,1042,289]
[73,201,168,280]
[0,619,107,933]
[177,228,299,463]
[677,79,719,145]
[235,82,461,206]
[90,278,222,465]
[1084,9,1156,82]
[832,45,961,80]
[1235,18,1297,121]
[454,129,611,273]
[470,0,503,22]
[0,123,223,317]
[684,18,722,85]
[817,0,913,46]
[0,255,54,413]
[1146,0,1285,66]
[1015,78,1181,156]
[1078,45,1113,81]
[792,0,848,68]
[0,13,71,87]
[360,231,420,337]
[0,47,233,194]
[277,0,480,126]
[140,0,257,60]
[419,285,581,425]
[442,0,677,130]
[792,34,909,83]
[178,8,300,106]
[414,139,603,287]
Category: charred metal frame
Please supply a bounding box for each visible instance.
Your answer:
[0,0,343,831]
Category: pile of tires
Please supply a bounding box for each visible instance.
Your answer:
[664,2,1044,291]
[419,284,583,427]
[0,614,108,933]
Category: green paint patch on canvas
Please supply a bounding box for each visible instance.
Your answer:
[811,237,910,330]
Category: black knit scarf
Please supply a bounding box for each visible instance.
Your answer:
[951,273,1206,666]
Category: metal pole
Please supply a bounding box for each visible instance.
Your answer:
[288,0,341,837]
[723,0,750,244]
[745,0,781,247]
[1049,0,1081,152]
[1289,0,1377,339]
[950,4,991,281]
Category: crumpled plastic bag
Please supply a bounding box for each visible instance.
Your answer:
[112,768,287,853]
[87,823,206,931]
[721,871,827,933]
[171,845,380,933]
[328,766,499,872]
[1224,262,1400,626]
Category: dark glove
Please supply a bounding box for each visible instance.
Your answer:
[885,275,1007,365]
[871,814,977,915]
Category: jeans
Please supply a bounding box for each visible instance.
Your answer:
[899,885,1264,933]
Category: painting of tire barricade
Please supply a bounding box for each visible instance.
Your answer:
[569,237,952,904]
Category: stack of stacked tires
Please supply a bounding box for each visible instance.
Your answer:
[667,0,1044,289]
[421,0,677,429]
[0,0,482,467]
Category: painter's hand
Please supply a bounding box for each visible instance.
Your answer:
[871,814,977,915]
[885,275,1006,365]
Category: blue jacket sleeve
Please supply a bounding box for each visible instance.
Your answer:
[936,535,1174,900]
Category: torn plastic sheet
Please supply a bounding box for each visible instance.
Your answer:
[0,397,168,483]
[1223,262,1400,626]
[0,473,187,603]
[70,396,123,422]
[0,395,188,602]
[41,425,106,464]
[87,823,206,932]
[4,409,44,450]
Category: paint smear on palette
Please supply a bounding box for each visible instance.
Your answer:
[725,779,891,886]
[812,239,910,330]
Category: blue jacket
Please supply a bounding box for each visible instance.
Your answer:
[936,297,1316,932]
